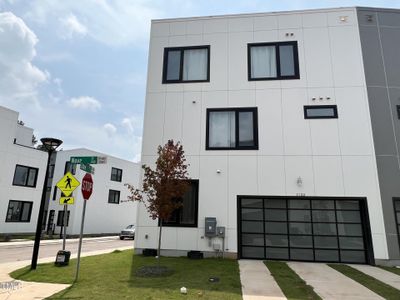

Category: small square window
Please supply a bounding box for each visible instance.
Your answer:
[248,41,299,81]
[108,190,120,204]
[111,167,123,182]
[13,165,38,187]
[206,108,258,150]
[163,46,210,83]
[304,105,338,119]
[6,200,33,222]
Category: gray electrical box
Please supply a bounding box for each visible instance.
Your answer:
[205,217,217,237]
[216,226,225,238]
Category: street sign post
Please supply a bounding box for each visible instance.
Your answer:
[56,172,80,197]
[80,163,95,174]
[75,173,93,282]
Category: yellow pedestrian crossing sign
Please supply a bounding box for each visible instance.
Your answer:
[60,197,74,205]
[56,172,80,197]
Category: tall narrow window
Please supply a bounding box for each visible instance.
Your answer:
[394,198,400,249]
[248,41,299,80]
[13,165,38,187]
[111,167,123,182]
[396,105,400,119]
[57,210,70,226]
[163,46,210,83]
[206,108,258,150]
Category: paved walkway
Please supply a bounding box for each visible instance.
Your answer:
[288,262,384,300]
[0,246,132,300]
[239,260,286,300]
[350,264,400,290]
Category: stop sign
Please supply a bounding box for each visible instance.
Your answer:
[81,173,93,200]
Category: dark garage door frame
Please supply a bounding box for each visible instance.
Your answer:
[237,195,375,265]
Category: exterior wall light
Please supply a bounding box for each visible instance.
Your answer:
[296,176,303,187]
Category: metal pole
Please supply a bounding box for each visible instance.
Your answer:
[62,204,67,250]
[31,150,52,270]
[75,199,87,282]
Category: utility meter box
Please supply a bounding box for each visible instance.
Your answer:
[217,226,225,238]
[205,217,217,237]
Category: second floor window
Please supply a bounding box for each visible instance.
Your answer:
[13,165,38,187]
[163,46,210,83]
[248,41,299,80]
[206,107,258,150]
[111,167,123,182]
[108,190,120,204]
[6,200,33,222]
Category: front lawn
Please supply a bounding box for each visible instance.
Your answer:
[11,250,242,300]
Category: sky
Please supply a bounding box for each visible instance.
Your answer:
[0,0,399,162]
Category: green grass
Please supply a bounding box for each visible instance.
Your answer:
[11,250,242,299]
[265,261,321,300]
[328,264,400,300]
[379,265,400,276]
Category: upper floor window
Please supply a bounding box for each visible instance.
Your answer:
[111,167,123,182]
[13,165,38,187]
[64,161,76,175]
[304,105,338,119]
[162,46,210,83]
[108,190,120,204]
[248,41,299,80]
[6,200,33,222]
[206,107,258,150]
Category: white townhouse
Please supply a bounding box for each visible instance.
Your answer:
[0,106,47,235]
[136,7,400,265]
[46,149,139,236]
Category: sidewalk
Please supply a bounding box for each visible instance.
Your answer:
[0,245,132,300]
[0,236,119,248]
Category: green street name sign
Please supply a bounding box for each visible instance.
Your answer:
[70,156,107,165]
[80,163,95,174]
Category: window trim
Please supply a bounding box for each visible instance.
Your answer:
[161,180,199,228]
[206,107,259,150]
[12,165,39,188]
[111,167,123,182]
[247,41,300,81]
[304,105,338,119]
[5,200,33,223]
[108,189,121,204]
[162,45,210,84]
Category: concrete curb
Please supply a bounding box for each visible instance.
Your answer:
[0,236,120,248]
[0,246,132,300]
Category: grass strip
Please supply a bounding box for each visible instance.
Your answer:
[328,264,400,300]
[11,249,242,300]
[265,261,321,300]
[379,265,400,276]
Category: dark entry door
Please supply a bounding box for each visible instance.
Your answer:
[238,196,374,264]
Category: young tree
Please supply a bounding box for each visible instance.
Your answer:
[126,140,190,263]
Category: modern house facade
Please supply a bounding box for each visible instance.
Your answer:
[46,148,139,236]
[136,6,400,265]
[0,105,47,235]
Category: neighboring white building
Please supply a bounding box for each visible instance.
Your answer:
[136,7,400,265]
[0,105,47,235]
[46,149,139,236]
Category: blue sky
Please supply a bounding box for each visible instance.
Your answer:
[0,0,398,161]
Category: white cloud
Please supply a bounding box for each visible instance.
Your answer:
[0,12,49,106]
[60,14,87,39]
[67,96,102,111]
[103,123,117,136]
[121,116,142,134]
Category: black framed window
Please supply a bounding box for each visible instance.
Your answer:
[6,200,33,222]
[396,105,400,119]
[64,161,76,175]
[163,180,199,227]
[111,167,123,182]
[304,105,338,119]
[206,107,258,150]
[108,190,120,204]
[53,186,57,200]
[394,198,400,249]
[48,164,55,179]
[162,46,210,83]
[56,210,70,226]
[248,41,299,81]
[12,165,38,187]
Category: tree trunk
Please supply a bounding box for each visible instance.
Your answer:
[157,220,163,268]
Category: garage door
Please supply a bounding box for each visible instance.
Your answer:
[238,196,374,264]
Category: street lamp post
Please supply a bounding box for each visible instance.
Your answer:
[31,137,63,270]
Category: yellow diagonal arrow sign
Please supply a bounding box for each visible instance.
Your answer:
[59,197,74,205]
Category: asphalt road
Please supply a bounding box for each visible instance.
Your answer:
[0,236,133,264]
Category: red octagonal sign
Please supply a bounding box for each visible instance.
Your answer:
[81,173,93,200]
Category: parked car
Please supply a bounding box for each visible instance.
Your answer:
[120,224,135,240]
